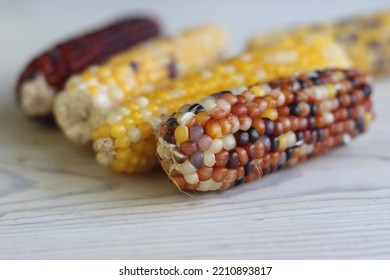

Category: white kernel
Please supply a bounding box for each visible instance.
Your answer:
[184,173,199,185]
[127,127,141,142]
[199,97,217,112]
[208,139,223,153]
[106,112,122,125]
[323,112,335,124]
[140,109,152,119]
[96,152,110,166]
[216,98,231,114]
[221,135,236,150]
[204,151,216,167]
[176,112,195,125]
[134,96,149,108]
[285,131,297,148]
[177,160,196,175]
[197,178,222,191]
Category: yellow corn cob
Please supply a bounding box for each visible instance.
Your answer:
[92,33,351,173]
[247,10,390,75]
[54,24,229,144]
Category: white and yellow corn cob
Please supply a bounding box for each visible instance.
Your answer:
[92,33,351,173]
[248,10,390,75]
[54,24,229,144]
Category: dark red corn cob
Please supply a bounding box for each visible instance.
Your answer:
[156,68,374,192]
[16,16,159,121]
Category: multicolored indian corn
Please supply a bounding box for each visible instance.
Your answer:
[92,33,351,173]
[247,10,390,75]
[16,16,160,121]
[156,68,373,192]
[54,24,229,144]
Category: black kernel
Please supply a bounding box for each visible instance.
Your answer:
[166,118,178,133]
[188,103,205,114]
[226,150,239,169]
[289,104,300,116]
[309,103,318,116]
[296,130,304,142]
[270,136,280,152]
[263,118,274,135]
[298,79,307,89]
[244,160,255,175]
[310,76,322,85]
[285,148,294,161]
[317,129,325,141]
[248,127,260,142]
[307,116,316,129]
[163,133,175,144]
[234,130,249,146]
[355,118,365,132]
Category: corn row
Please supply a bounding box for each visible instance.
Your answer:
[247,10,390,75]
[16,16,160,121]
[54,24,228,144]
[156,68,373,192]
[92,33,351,173]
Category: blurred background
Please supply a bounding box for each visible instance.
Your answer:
[1,0,390,96]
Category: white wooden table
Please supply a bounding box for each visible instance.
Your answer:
[1,0,390,259]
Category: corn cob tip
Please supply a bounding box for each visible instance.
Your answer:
[54,80,107,144]
[19,73,55,117]
[156,68,373,192]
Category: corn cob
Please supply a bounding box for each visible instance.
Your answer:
[156,68,373,192]
[54,24,228,144]
[92,33,351,173]
[16,16,160,121]
[247,10,390,75]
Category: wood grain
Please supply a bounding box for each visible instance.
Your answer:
[1,0,390,259]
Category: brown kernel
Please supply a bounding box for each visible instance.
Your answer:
[213,167,227,182]
[180,140,197,156]
[252,117,265,135]
[197,166,213,181]
[244,142,256,159]
[231,102,248,116]
[254,140,265,158]
[215,149,229,167]
[225,169,237,183]
[235,147,249,166]
[270,152,280,166]
[219,118,232,135]
[210,107,227,120]
[222,92,237,104]
[247,103,262,118]
[236,166,245,180]
[273,120,284,136]
[205,119,223,139]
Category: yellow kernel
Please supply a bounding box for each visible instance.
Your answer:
[251,86,265,97]
[260,109,278,120]
[278,134,287,152]
[326,84,336,98]
[122,117,134,128]
[115,136,131,149]
[92,124,111,140]
[87,85,100,96]
[110,123,126,138]
[116,149,131,161]
[195,111,209,125]
[174,125,189,144]
[364,112,372,124]
[140,124,153,139]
